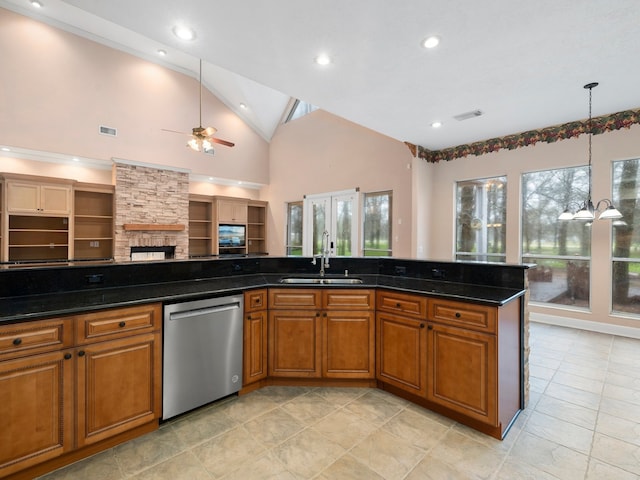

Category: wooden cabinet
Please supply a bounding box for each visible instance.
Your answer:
[216,197,248,224]
[243,289,268,386]
[322,289,375,379]
[0,303,162,478]
[73,183,114,261]
[6,179,72,215]
[376,290,428,396]
[268,288,375,379]
[0,318,75,477]
[426,298,521,438]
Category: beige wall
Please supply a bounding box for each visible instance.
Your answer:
[422,125,640,334]
[266,110,414,257]
[0,8,269,185]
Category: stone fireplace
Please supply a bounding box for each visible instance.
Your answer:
[113,160,189,262]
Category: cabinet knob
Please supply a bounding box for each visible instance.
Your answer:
[316,312,320,317]
[78,350,85,357]
[119,321,126,328]
[64,353,72,360]
[247,315,252,320]
[420,323,425,329]
[396,303,401,308]
[13,338,22,346]
[428,325,433,330]
[455,312,461,318]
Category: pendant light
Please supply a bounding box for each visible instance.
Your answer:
[559,82,622,221]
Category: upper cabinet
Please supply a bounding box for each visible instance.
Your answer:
[216,197,248,224]
[6,177,72,215]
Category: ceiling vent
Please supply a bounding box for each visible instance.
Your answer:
[453,110,483,121]
[99,125,117,136]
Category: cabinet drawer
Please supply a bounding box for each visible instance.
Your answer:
[429,299,497,334]
[323,289,374,310]
[376,290,427,319]
[245,289,267,313]
[0,318,74,360]
[76,303,161,344]
[269,289,321,309]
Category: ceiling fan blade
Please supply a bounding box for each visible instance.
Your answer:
[203,126,217,137]
[209,137,235,147]
[161,128,190,135]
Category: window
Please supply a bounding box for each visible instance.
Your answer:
[363,191,392,256]
[612,158,640,315]
[522,166,591,308]
[284,99,318,123]
[455,176,506,262]
[285,201,303,256]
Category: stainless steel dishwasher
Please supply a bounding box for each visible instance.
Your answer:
[162,294,243,420]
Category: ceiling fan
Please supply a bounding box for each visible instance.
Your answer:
[162,59,235,153]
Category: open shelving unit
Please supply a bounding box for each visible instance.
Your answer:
[7,215,69,262]
[188,196,213,258]
[73,184,114,261]
[247,200,268,255]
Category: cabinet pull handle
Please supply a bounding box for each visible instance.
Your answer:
[455,312,461,318]
[78,351,85,357]
[13,338,22,346]
[119,321,126,327]
[64,353,72,360]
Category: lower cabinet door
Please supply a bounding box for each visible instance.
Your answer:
[76,333,161,447]
[427,324,497,426]
[268,310,322,377]
[243,310,268,385]
[0,350,74,478]
[323,310,375,378]
[376,312,427,396]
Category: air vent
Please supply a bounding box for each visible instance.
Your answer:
[453,110,483,121]
[99,125,117,136]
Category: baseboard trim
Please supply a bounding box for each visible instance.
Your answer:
[531,312,640,339]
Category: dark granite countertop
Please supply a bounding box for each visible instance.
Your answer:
[0,272,525,324]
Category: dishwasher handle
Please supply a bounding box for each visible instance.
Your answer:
[168,302,241,321]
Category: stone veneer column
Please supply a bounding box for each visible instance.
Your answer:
[113,161,189,262]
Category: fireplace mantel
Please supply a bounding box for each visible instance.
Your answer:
[122,224,185,231]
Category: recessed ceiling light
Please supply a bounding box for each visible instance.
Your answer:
[431,121,443,128]
[172,25,196,41]
[31,0,43,8]
[314,54,331,66]
[1,147,10,152]
[240,103,247,110]
[422,35,440,49]
[157,49,167,56]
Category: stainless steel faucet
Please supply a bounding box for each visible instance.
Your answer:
[311,230,331,276]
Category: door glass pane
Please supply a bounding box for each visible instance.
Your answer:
[334,198,352,256]
[312,202,326,256]
[286,202,303,256]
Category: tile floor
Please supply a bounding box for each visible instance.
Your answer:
[38,322,640,480]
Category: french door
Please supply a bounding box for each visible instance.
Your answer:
[303,189,359,257]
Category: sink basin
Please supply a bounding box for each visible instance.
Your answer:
[279,277,363,285]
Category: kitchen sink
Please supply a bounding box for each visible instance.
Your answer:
[279,277,363,285]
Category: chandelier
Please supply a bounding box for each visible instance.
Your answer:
[559,82,622,221]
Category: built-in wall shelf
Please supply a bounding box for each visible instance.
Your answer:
[123,224,185,231]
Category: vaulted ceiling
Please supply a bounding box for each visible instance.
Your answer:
[3,0,640,151]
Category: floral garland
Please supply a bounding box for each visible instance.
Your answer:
[411,108,640,163]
